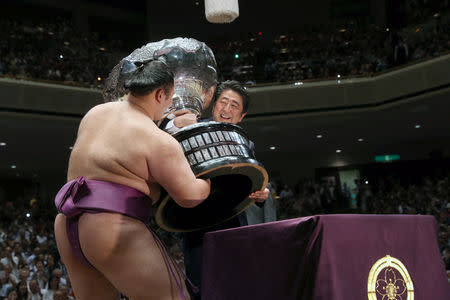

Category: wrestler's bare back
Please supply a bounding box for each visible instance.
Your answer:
[68,99,209,205]
[67,100,163,203]
[55,99,208,300]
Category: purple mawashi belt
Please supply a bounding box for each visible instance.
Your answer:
[54,176,195,299]
[55,176,152,265]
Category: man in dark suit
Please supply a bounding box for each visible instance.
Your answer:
[168,80,269,299]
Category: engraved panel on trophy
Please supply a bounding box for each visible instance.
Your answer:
[216,131,225,141]
[194,151,204,163]
[209,146,219,158]
[195,135,205,147]
[216,145,226,156]
[229,144,238,155]
[181,139,191,151]
[210,131,219,143]
[223,131,231,141]
[223,145,231,156]
[235,145,243,155]
[201,149,211,160]
[187,154,197,165]
[202,133,212,144]
[240,145,249,157]
[189,137,198,148]
[230,132,240,143]
[237,133,246,145]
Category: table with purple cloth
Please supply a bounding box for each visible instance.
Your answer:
[201,214,449,300]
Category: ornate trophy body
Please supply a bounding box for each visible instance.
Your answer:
[105,38,268,232]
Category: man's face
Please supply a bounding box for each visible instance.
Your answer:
[19,282,27,294]
[54,291,64,300]
[36,261,43,270]
[212,89,246,125]
[20,270,28,280]
[29,280,40,293]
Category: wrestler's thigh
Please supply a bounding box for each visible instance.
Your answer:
[54,214,120,300]
[78,213,189,300]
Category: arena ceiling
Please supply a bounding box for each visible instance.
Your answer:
[10,0,354,42]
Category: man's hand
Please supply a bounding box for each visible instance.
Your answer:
[173,110,197,128]
[249,188,270,203]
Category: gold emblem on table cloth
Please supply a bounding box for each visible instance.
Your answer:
[367,255,414,300]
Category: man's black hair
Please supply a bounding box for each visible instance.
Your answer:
[124,57,174,96]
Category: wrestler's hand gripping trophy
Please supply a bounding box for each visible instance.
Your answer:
[104,38,268,232]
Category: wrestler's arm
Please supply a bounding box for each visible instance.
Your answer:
[147,130,210,208]
[164,110,197,133]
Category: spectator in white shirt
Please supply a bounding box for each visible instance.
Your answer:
[42,276,59,300]
[28,279,42,300]
[0,247,18,271]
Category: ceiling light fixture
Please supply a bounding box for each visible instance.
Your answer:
[316,135,323,139]
[0,142,6,146]
[414,124,421,129]
[269,146,276,150]
[336,149,342,153]
[358,138,364,142]
[11,165,17,169]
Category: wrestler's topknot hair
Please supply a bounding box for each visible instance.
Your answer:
[213,80,250,113]
[124,56,174,97]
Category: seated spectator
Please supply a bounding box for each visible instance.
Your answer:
[41,276,59,300]
[6,290,18,300]
[1,6,449,87]
[50,270,66,289]
[15,281,29,300]
[0,274,14,299]
[52,290,64,300]
[1,248,18,271]
[279,184,294,200]
[28,279,42,300]
[58,285,72,300]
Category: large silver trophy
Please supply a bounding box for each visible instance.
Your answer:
[104,38,268,232]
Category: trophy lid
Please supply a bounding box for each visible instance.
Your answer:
[104,38,217,116]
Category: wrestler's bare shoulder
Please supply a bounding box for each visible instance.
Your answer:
[80,101,124,122]
[77,102,118,130]
[84,101,117,116]
[80,102,157,131]
[79,102,179,156]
